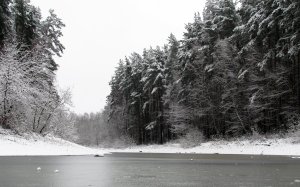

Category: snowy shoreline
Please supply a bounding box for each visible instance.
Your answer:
[1,128,300,157]
[0,129,104,156]
[105,139,300,157]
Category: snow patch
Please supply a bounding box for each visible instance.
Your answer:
[105,137,300,156]
[0,128,104,156]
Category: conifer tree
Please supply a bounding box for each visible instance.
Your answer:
[0,0,11,47]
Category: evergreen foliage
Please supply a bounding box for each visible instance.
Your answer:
[106,0,300,144]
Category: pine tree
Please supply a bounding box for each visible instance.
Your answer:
[39,10,65,71]
[0,0,11,47]
[203,0,237,39]
[163,34,180,140]
[14,0,41,49]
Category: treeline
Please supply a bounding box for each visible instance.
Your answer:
[74,110,133,147]
[0,0,74,138]
[106,0,300,145]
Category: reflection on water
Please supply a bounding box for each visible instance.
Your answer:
[0,154,300,187]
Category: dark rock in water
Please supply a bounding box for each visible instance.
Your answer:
[94,154,102,157]
[139,151,142,153]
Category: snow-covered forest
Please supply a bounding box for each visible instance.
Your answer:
[1,0,300,148]
[93,0,300,145]
[0,0,76,140]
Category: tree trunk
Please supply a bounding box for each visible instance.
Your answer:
[36,108,45,132]
[32,109,37,131]
[2,68,10,129]
[298,52,300,112]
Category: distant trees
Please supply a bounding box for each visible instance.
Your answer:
[0,0,71,138]
[104,0,300,144]
[75,113,103,146]
[74,109,133,147]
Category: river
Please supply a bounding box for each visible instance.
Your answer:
[0,153,300,187]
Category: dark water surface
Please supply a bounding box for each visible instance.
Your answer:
[0,153,300,187]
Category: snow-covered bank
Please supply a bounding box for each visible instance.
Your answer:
[0,129,104,156]
[1,127,300,156]
[105,136,300,156]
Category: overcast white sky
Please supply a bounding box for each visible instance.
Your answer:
[30,0,205,114]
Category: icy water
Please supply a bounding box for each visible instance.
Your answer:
[0,153,300,187]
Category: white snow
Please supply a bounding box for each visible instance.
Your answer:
[0,128,104,156]
[103,135,300,156]
[1,127,300,157]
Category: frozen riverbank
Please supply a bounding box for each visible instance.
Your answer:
[1,127,300,156]
[104,135,300,156]
[0,128,103,156]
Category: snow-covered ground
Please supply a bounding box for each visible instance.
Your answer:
[104,134,300,156]
[106,138,300,156]
[1,127,300,156]
[0,128,104,156]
